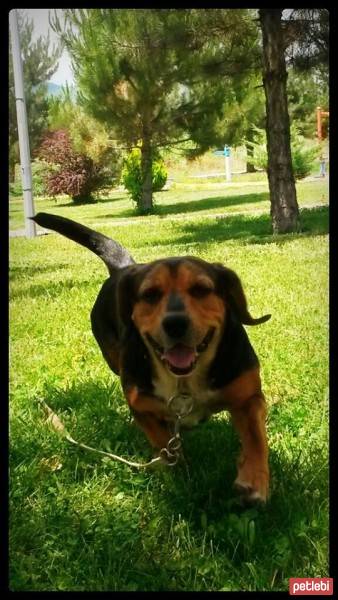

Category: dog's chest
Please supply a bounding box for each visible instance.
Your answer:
[152,367,219,427]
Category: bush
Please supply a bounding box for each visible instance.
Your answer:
[38,130,113,203]
[246,123,320,180]
[9,160,48,197]
[31,160,48,196]
[291,131,321,179]
[121,148,167,206]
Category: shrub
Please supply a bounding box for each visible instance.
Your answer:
[246,123,320,180]
[121,148,167,207]
[291,130,321,180]
[9,160,48,197]
[38,130,112,203]
[48,91,122,193]
[31,160,48,196]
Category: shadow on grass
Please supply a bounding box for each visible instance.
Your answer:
[36,378,328,528]
[38,379,139,456]
[11,376,328,590]
[155,191,270,216]
[160,423,328,573]
[9,263,70,280]
[10,208,328,301]
[10,275,103,301]
[94,208,136,220]
[57,195,126,208]
[94,191,270,221]
[151,206,329,248]
[28,379,240,476]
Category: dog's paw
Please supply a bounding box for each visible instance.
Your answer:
[233,472,269,505]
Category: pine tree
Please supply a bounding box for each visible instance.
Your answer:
[9,10,61,181]
[287,69,329,138]
[51,9,259,212]
[215,74,266,172]
[259,8,329,233]
[259,9,300,234]
[283,8,329,82]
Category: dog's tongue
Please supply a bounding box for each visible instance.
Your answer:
[163,344,196,369]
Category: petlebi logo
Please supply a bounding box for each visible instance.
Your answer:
[289,578,333,595]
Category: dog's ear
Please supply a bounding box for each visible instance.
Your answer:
[117,264,152,329]
[213,263,271,326]
[116,265,142,328]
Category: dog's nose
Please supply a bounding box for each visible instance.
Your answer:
[162,314,190,339]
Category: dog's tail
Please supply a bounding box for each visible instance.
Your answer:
[31,213,135,274]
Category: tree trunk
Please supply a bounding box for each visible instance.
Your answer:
[140,135,153,214]
[245,130,256,173]
[259,9,300,234]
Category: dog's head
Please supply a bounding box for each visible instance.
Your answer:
[118,257,270,377]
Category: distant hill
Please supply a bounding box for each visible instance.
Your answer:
[47,82,76,98]
[47,82,62,97]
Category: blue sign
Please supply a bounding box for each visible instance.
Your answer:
[213,146,231,157]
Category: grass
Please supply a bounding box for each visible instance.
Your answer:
[9,177,329,591]
[9,171,328,231]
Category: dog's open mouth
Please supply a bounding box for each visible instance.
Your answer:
[163,344,197,375]
[146,328,215,376]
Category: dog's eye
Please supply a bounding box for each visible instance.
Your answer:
[139,287,163,304]
[189,283,213,299]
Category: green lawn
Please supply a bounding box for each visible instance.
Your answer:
[9,179,329,591]
[9,174,328,231]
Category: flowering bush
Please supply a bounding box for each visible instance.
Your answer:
[38,130,111,203]
[121,148,167,208]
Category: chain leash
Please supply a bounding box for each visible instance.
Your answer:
[38,392,194,471]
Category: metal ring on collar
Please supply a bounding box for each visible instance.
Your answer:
[167,393,194,417]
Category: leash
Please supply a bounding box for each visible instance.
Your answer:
[37,393,193,470]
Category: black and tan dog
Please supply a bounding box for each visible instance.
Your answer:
[32,212,271,503]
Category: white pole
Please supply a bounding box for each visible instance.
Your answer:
[9,9,36,238]
[224,147,231,182]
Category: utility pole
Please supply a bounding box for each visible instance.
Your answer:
[9,9,36,238]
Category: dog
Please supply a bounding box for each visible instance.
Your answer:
[32,212,271,503]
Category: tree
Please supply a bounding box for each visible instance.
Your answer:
[283,9,329,83]
[214,74,266,172]
[39,88,121,202]
[287,68,329,138]
[48,85,121,183]
[51,9,259,212]
[174,9,262,161]
[246,122,320,180]
[9,10,61,181]
[259,9,300,234]
[284,9,329,140]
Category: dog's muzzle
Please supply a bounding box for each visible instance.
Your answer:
[146,327,215,376]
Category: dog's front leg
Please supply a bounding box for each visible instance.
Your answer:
[125,386,172,449]
[229,394,269,503]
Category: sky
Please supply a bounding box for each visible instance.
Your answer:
[23,9,74,86]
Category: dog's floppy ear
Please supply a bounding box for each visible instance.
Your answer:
[213,263,271,326]
[116,265,142,328]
